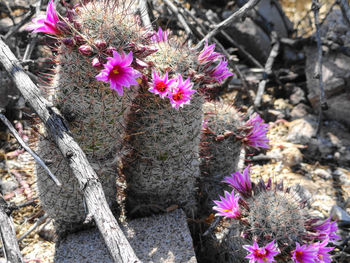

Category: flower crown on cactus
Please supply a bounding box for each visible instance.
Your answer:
[213,165,340,263]
[27,0,234,109]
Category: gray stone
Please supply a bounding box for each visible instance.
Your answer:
[222,0,292,63]
[290,103,311,120]
[313,168,332,180]
[324,94,350,127]
[330,205,350,222]
[334,168,350,186]
[222,14,270,63]
[289,87,305,105]
[304,10,350,127]
[55,209,197,263]
[0,179,19,194]
[287,116,318,144]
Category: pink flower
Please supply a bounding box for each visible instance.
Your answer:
[96,51,141,96]
[240,113,269,149]
[198,41,222,63]
[148,71,175,98]
[208,59,233,83]
[291,242,318,263]
[223,166,252,198]
[168,75,196,109]
[312,239,334,263]
[151,27,169,42]
[310,217,341,242]
[27,0,61,35]
[243,240,280,263]
[213,190,241,219]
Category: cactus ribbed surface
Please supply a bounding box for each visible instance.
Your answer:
[123,42,203,217]
[36,0,145,229]
[200,101,242,211]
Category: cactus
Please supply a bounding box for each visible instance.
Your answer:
[31,0,235,228]
[34,0,150,229]
[199,101,243,213]
[210,168,340,263]
[123,39,203,217]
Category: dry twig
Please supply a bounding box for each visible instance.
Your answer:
[0,195,24,263]
[338,0,350,27]
[163,0,193,43]
[18,214,48,242]
[195,0,261,49]
[312,0,327,135]
[0,113,61,187]
[254,31,280,107]
[3,5,36,41]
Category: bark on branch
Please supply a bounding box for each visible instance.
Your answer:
[195,0,261,49]
[0,39,140,263]
[0,195,24,263]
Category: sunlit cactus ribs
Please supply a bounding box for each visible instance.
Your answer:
[30,0,235,226]
[210,166,340,263]
[199,101,243,212]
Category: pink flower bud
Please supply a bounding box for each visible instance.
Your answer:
[94,40,107,50]
[105,46,116,56]
[74,34,85,44]
[56,21,70,34]
[91,57,102,68]
[62,38,75,47]
[79,44,93,56]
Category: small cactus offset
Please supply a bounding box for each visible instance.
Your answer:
[210,119,339,263]
[212,170,340,262]
[200,101,243,212]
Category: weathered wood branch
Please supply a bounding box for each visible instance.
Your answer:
[254,31,280,107]
[338,0,350,27]
[0,195,24,263]
[0,113,61,187]
[312,0,327,134]
[195,0,261,49]
[0,39,140,263]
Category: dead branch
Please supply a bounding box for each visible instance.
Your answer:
[0,113,61,187]
[254,31,280,107]
[195,0,261,49]
[312,0,327,135]
[137,0,152,29]
[0,39,140,263]
[163,0,193,42]
[338,0,350,27]
[0,195,24,263]
[3,5,36,41]
[18,214,48,242]
[23,0,44,61]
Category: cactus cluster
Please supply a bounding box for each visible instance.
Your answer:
[212,166,339,263]
[30,0,237,230]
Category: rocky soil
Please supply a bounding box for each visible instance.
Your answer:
[1,0,350,262]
